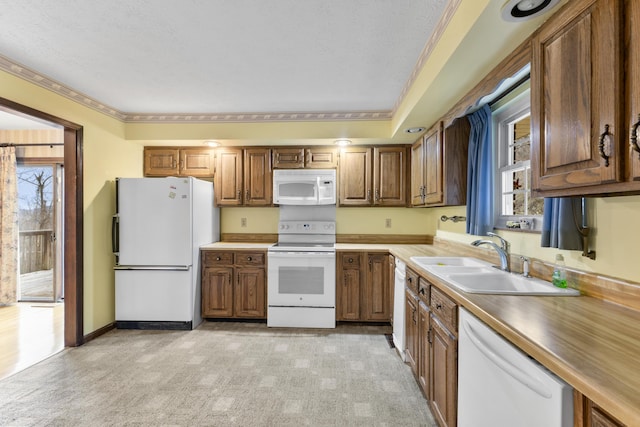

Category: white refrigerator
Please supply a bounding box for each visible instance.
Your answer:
[112,177,218,329]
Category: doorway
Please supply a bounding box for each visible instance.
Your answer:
[0,96,83,351]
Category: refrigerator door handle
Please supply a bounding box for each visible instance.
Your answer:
[112,214,119,255]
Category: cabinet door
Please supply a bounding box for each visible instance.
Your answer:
[144,148,179,176]
[180,148,214,177]
[388,254,395,325]
[430,314,457,427]
[373,146,407,206]
[306,147,338,168]
[404,288,418,375]
[363,253,390,321]
[244,148,272,206]
[272,147,305,169]
[202,267,234,317]
[441,117,470,206]
[214,148,243,206]
[234,267,265,318]
[339,147,372,206]
[424,123,443,205]
[531,0,623,193]
[410,137,426,206]
[626,0,640,182]
[418,301,431,399]
[337,253,363,321]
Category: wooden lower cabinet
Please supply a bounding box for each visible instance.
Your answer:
[201,250,266,319]
[337,251,391,322]
[430,313,457,427]
[404,287,419,375]
[574,391,625,427]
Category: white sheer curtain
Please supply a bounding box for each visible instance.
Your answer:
[0,146,19,305]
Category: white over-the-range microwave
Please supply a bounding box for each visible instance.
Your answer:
[272,169,337,205]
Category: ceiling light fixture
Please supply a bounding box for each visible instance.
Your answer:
[405,127,425,134]
[501,0,560,22]
[334,139,352,146]
[203,140,220,147]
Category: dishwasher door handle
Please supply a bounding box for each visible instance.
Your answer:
[461,318,552,399]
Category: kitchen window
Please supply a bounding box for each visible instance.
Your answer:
[492,82,543,231]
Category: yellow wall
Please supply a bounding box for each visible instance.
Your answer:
[431,199,640,284]
[1,70,142,334]
[221,206,436,235]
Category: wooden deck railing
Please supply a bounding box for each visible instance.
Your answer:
[19,230,53,274]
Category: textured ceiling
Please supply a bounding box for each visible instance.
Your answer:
[0,0,447,115]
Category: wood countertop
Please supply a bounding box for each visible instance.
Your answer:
[203,241,640,424]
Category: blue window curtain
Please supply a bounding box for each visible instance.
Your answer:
[466,104,493,236]
[541,197,583,250]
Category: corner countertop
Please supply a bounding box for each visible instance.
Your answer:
[201,242,640,425]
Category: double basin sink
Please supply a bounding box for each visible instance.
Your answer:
[409,256,580,296]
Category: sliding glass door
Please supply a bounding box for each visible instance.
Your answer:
[17,163,63,302]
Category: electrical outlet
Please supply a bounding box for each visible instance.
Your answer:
[385,218,392,228]
[241,217,247,227]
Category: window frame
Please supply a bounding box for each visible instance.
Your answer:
[491,86,543,232]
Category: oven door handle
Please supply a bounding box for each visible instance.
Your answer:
[268,251,336,258]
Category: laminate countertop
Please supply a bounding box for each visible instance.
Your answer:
[202,242,640,425]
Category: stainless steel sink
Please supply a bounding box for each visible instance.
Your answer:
[409,256,580,296]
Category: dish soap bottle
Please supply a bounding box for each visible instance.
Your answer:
[552,254,567,288]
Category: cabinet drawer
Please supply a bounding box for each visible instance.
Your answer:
[235,251,265,266]
[341,253,362,268]
[406,267,419,293]
[430,287,457,333]
[203,251,233,266]
[418,277,430,305]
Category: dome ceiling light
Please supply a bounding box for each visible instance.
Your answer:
[501,0,560,22]
[405,127,425,134]
[203,140,220,147]
[334,139,352,146]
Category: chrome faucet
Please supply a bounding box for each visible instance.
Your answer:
[471,232,511,272]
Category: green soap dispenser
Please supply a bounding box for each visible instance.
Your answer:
[552,254,567,288]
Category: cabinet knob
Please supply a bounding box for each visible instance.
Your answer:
[348,257,353,263]
[247,256,253,261]
[216,256,221,261]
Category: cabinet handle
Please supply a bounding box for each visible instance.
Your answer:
[179,159,184,171]
[246,189,250,200]
[598,124,611,167]
[368,257,372,271]
[631,114,640,159]
[407,277,413,283]
[172,159,177,169]
[237,190,242,200]
[367,189,371,202]
[419,287,425,295]
[375,189,380,201]
[436,303,442,310]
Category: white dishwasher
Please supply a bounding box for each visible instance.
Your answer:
[392,257,406,360]
[458,308,573,427]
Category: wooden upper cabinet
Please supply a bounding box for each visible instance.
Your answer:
[339,146,407,207]
[410,136,426,206]
[626,0,640,182]
[214,148,243,206]
[244,148,272,206]
[339,146,372,206]
[424,123,444,205]
[272,147,305,169]
[180,148,215,177]
[272,146,338,169]
[531,0,624,194]
[144,147,214,177]
[373,146,408,206]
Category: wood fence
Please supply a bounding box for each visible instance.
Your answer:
[19,230,53,274]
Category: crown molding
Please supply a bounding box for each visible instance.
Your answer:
[0,54,126,121]
[392,0,462,115]
[123,110,392,123]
